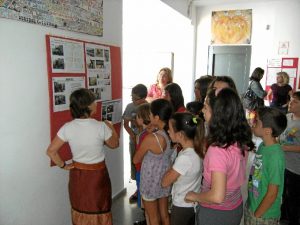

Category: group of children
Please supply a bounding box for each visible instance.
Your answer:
[123,79,300,225]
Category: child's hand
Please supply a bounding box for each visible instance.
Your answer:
[185,191,198,203]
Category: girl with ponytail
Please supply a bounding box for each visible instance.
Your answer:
[162,112,205,225]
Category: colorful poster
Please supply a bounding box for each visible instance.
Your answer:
[211,9,252,44]
[50,37,85,73]
[0,0,103,36]
[52,77,85,112]
[85,43,112,101]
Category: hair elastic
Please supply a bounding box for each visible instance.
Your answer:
[192,117,198,124]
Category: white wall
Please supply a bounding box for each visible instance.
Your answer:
[0,0,123,224]
[123,0,195,104]
[195,0,300,88]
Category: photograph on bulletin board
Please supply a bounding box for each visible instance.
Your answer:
[101,99,122,124]
[50,37,85,73]
[52,77,85,112]
[211,9,252,44]
[85,43,112,101]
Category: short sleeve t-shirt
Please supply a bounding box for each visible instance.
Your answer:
[122,102,138,134]
[57,118,112,164]
[172,147,202,207]
[147,84,163,99]
[247,143,285,219]
[279,113,300,175]
[201,144,246,210]
[271,84,292,106]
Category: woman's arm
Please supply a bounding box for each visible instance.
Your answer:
[104,120,119,149]
[161,168,180,188]
[251,82,267,98]
[46,136,74,170]
[267,89,273,102]
[185,171,226,204]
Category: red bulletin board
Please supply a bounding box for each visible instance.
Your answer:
[46,35,122,164]
[265,57,299,94]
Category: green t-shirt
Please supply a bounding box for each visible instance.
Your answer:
[247,143,285,219]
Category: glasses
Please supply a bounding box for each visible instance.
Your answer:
[131,95,141,101]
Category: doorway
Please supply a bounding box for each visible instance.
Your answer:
[207,45,252,95]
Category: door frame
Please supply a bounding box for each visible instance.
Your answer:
[207,45,252,94]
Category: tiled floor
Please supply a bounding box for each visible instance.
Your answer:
[112,181,145,225]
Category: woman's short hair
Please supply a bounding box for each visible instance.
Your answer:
[69,88,96,119]
[250,67,264,81]
[277,71,290,85]
[156,67,173,84]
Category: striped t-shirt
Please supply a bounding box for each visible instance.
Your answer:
[201,144,247,210]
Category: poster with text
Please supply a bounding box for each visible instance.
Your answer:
[52,77,85,112]
[85,43,112,101]
[50,37,85,73]
[101,99,122,124]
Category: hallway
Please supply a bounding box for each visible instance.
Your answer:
[112,181,145,225]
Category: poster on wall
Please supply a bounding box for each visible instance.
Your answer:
[101,99,122,124]
[50,37,85,73]
[266,68,281,86]
[0,0,103,36]
[265,58,299,91]
[211,9,252,44]
[52,77,85,112]
[85,43,112,101]
[278,41,289,55]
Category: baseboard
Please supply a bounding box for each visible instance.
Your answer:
[112,188,127,202]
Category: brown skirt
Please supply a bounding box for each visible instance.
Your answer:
[69,161,112,225]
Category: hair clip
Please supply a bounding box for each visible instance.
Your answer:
[192,117,197,124]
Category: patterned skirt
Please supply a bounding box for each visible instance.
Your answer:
[69,161,112,225]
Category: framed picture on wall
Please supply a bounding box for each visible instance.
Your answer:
[211,9,252,44]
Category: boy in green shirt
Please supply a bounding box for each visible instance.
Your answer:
[245,107,287,225]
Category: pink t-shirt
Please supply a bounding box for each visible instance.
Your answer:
[201,143,247,210]
[147,84,163,99]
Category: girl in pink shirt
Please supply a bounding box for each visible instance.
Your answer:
[185,88,255,225]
